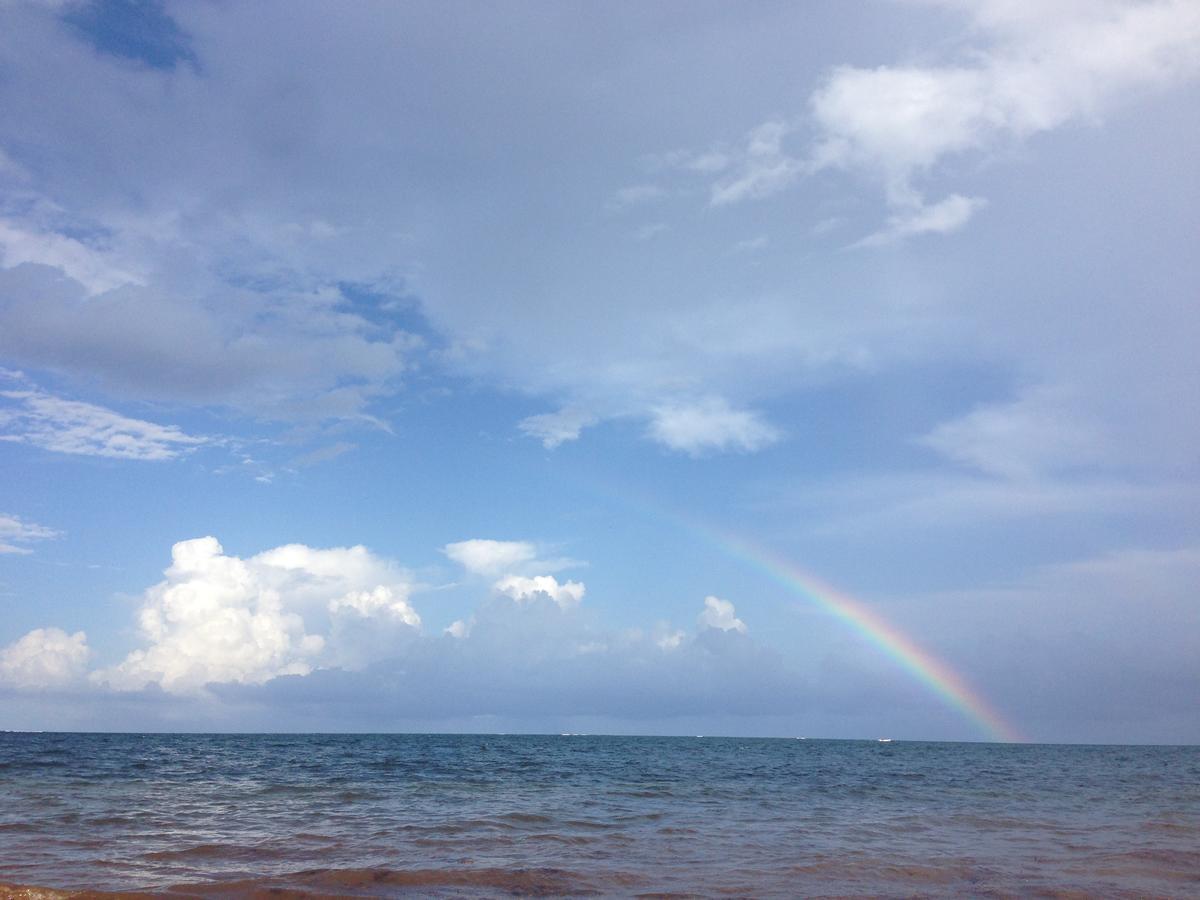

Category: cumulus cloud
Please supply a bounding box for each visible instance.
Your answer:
[656,628,686,650]
[0,627,89,690]
[328,586,420,626]
[7,533,792,727]
[698,596,747,633]
[92,536,419,694]
[0,511,61,554]
[445,539,587,610]
[0,378,206,461]
[493,574,586,610]
[649,397,780,455]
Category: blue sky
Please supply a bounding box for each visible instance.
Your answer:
[1,0,1197,742]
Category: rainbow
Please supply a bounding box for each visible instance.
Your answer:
[589,479,1025,742]
[694,522,1025,742]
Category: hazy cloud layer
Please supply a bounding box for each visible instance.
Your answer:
[0,0,1194,461]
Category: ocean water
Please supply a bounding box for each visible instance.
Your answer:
[0,733,1197,897]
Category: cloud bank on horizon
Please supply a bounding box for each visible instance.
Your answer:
[2,534,791,729]
[0,0,1197,742]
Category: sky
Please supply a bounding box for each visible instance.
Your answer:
[0,0,1197,743]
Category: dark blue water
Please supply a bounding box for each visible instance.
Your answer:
[0,734,1197,897]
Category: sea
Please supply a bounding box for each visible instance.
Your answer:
[0,733,1197,897]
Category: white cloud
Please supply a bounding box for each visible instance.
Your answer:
[710,121,804,206]
[698,595,747,633]
[493,574,586,609]
[0,1,1191,459]
[649,397,780,455]
[444,618,472,639]
[446,538,588,612]
[705,1,1200,240]
[443,539,539,577]
[518,407,597,448]
[0,382,206,461]
[0,218,142,294]
[920,387,1109,480]
[809,64,992,190]
[328,585,420,626]
[0,627,89,690]
[856,194,987,245]
[656,628,686,651]
[815,0,1200,207]
[0,511,61,554]
[14,534,779,719]
[92,536,419,694]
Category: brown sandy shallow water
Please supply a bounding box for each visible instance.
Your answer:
[1,867,638,899]
[3,868,599,899]
[2,857,1191,899]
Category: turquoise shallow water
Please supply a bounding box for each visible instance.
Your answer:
[0,733,1197,896]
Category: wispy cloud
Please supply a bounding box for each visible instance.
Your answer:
[0,511,62,555]
[632,222,668,241]
[709,121,804,207]
[854,194,987,246]
[0,218,142,294]
[0,381,206,461]
[918,386,1109,480]
[606,183,667,210]
[732,235,769,253]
